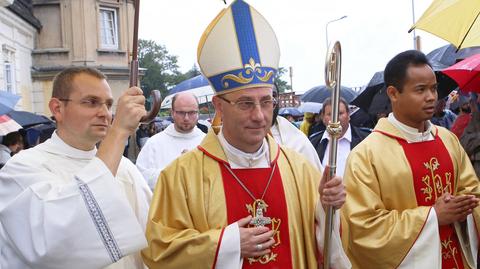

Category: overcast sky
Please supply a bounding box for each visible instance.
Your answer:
[139,0,447,93]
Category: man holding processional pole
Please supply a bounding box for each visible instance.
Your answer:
[0,0,161,268]
[142,0,350,268]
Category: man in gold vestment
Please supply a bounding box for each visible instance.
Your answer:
[343,50,480,269]
[141,1,351,268]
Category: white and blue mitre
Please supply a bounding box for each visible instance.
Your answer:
[197,0,280,95]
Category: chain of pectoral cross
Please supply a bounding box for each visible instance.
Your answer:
[222,162,277,227]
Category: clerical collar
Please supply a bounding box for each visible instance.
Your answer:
[164,124,202,138]
[388,113,434,143]
[41,131,97,160]
[217,129,270,169]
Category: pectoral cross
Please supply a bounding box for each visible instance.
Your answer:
[249,200,271,227]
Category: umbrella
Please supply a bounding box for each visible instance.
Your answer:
[161,75,214,109]
[409,0,480,50]
[352,62,457,114]
[427,44,480,66]
[350,72,383,112]
[0,115,22,136]
[278,107,302,117]
[301,85,357,104]
[442,54,480,93]
[7,111,53,128]
[0,91,21,116]
[298,102,323,113]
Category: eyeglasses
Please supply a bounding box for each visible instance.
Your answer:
[59,97,114,110]
[218,95,277,111]
[174,110,199,118]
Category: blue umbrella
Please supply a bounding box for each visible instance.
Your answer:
[162,75,214,109]
[7,110,53,128]
[0,91,21,115]
[278,107,302,117]
[169,75,209,94]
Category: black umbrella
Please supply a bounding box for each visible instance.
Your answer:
[350,71,384,114]
[352,61,458,115]
[427,44,480,66]
[7,111,53,128]
[301,85,357,104]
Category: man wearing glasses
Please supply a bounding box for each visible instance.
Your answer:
[136,92,206,189]
[142,1,350,268]
[0,67,152,269]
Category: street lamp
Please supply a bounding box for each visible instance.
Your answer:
[411,0,417,49]
[325,15,347,49]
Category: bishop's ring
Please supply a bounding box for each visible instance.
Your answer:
[256,244,262,251]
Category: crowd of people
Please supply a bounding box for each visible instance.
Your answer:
[0,0,479,268]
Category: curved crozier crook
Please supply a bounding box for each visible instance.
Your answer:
[140,90,162,123]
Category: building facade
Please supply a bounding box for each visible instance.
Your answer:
[1,0,136,115]
[0,0,40,112]
[31,0,136,115]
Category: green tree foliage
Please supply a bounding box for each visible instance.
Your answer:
[275,67,291,93]
[138,39,181,99]
[173,64,202,85]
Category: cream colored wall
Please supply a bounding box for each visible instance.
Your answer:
[0,6,36,112]
[31,0,134,115]
[31,79,52,115]
[32,0,134,67]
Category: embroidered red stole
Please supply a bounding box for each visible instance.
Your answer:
[220,163,293,269]
[396,135,464,269]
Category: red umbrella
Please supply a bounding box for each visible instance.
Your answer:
[0,115,22,136]
[442,54,480,93]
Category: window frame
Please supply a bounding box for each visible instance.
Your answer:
[99,7,119,50]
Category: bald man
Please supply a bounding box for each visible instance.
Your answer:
[136,92,206,189]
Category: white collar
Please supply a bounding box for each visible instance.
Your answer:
[387,113,434,143]
[38,131,97,160]
[217,128,270,169]
[163,123,203,138]
[321,124,352,143]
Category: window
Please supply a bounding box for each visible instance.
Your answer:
[4,62,15,94]
[99,8,119,49]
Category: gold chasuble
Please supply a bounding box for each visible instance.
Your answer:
[142,130,321,269]
[342,119,480,269]
[203,148,292,268]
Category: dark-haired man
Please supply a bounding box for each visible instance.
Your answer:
[343,50,480,268]
[0,67,152,269]
[0,131,23,166]
[309,97,369,177]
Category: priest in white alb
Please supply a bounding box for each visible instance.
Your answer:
[0,67,152,269]
[136,92,205,189]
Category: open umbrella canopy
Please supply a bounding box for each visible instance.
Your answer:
[301,85,357,104]
[0,115,22,136]
[352,62,458,115]
[298,102,323,114]
[442,54,480,93]
[0,91,21,116]
[7,111,53,128]
[278,107,302,117]
[409,0,480,50]
[161,75,214,109]
[427,44,480,66]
